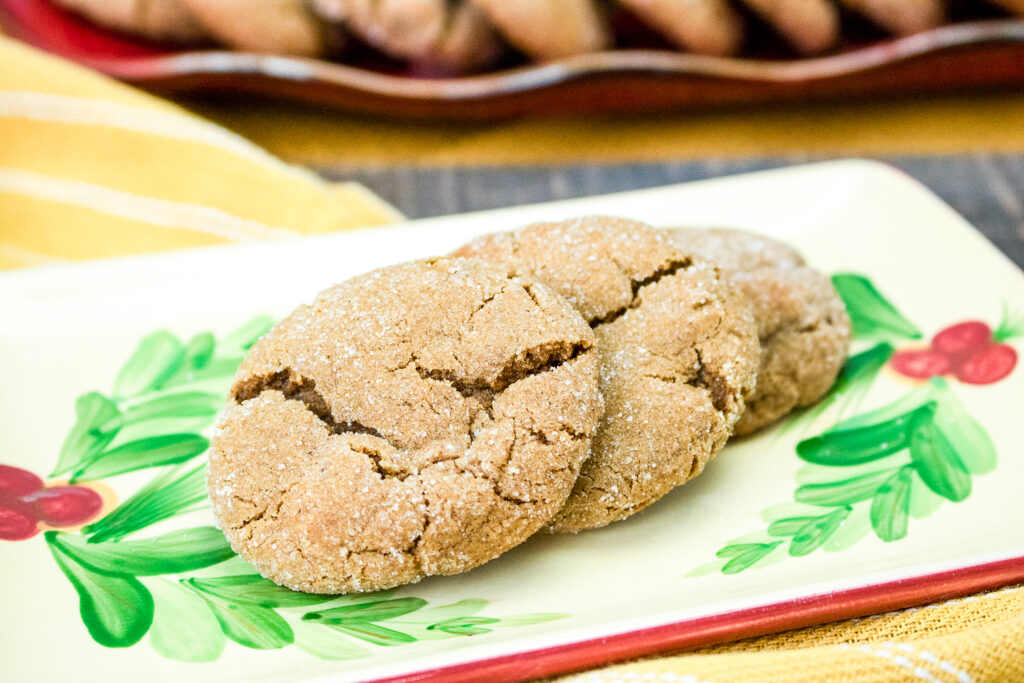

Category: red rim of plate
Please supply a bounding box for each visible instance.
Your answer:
[375,555,1024,682]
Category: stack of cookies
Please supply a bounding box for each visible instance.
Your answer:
[54,0,1024,70]
[208,216,851,594]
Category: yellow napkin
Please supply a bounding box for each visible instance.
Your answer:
[0,36,401,269]
[562,583,1024,682]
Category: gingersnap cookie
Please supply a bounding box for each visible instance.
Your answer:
[670,228,851,436]
[838,0,945,35]
[209,258,603,593]
[466,0,610,61]
[54,0,207,43]
[618,0,744,56]
[455,217,760,533]
[988,0,1024,17]
[179,0,330,56]
[312,0,502,72]
[738,0,838,54]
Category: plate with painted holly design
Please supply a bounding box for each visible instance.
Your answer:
[1,160,1023,683]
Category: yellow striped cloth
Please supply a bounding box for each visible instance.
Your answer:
[2,34,1021,683]
[0,36,400,269]
[561,583,1024,682]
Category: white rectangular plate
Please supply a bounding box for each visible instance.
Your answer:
[2,160,1023,683]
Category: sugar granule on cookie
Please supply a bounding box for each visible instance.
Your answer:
[208,257,603,593]
[455,217,761,533]
[670,227,851,435]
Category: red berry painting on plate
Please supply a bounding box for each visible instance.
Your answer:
[889,309,1022,386]
[0,464,108,541]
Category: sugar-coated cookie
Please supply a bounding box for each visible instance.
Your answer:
[838,0,945,35]
[312,0,502,71]
[671,228,851,435]
[54,0,207,43]
[209,258,603,593]
[466,0,610,61]
[618,0,744,56]
[456,217,760,533]
[179,0,330,56]
[987,0,1024,16]
[738,0,839,54]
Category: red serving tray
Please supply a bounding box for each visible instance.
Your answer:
[2,0,1024,119]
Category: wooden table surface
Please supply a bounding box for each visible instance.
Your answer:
[186,92,1024,168]
[181,92,1024,271]
[321,154,1024,270]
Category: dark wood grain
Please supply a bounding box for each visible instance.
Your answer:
[329,155,1024,269]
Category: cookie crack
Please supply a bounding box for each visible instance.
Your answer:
[691,347,730,413]
[412,340,590,398]
[580,484,634,516]
[760,317,821,348]
[410,499,430,572]
[230,482,295,536]
[522,282,544,310]
[527,425,588,445]
[348,441,412,481]
[233,369,387,441]
[589,258,692,327]
[643,372,680,384]
[233,370,421,481]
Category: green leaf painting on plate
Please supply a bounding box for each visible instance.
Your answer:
[217,314,274,351]
[870,467,914,542]
[795,402,934,466]
[303,598,429,625]
[197,592,295,650]
[325,623,418,647]
[794,469,900,506]
[428,616,502,636]
[83,464,208,543]
[831,274,922,342]
[931,380,997,475]
[50,527,234,576]
[53,393,121,477]
[187,575,338,609]
[182,332,216,371]
[120,392,223,423]
[291,620,372,660]
[491,613,568,627]
[788,508,850,557]
[697,275,1005,576]
[716,542,783,574]
[47,532,154,648]
[113,331,187,400]
[910,418,972,502]
[149,579,226,663]
[70,433,209,482]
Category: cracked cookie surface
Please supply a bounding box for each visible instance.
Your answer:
[670,227,851,435]
[208,258,603,593]
[455,217,760,533]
